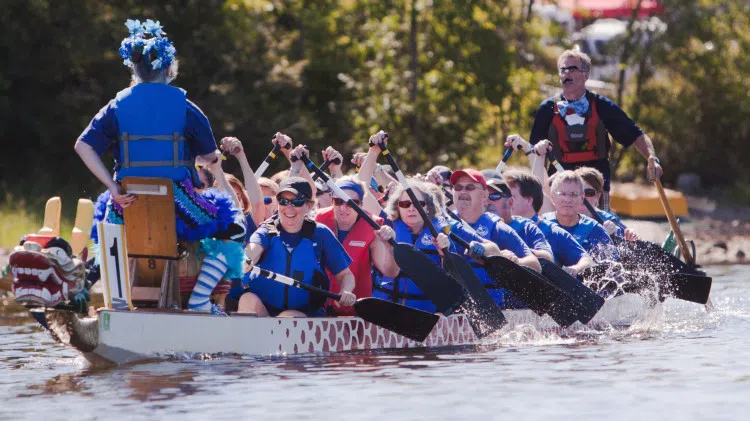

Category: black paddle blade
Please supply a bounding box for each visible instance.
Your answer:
[443,253,507,338]
[666,272,712,304]
[484,255,559,316]
[353,297,439,342]
[393,243,467,315]
[540,259,605,325]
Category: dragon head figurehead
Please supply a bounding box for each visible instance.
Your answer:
[10,234,86,307]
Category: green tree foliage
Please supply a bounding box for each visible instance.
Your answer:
[621,0,750,189]
[1,0,545,205]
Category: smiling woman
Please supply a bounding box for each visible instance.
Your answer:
[239,177,357,318]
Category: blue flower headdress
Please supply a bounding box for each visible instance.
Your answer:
[118,19,176,71]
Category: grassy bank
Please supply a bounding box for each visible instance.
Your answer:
[0,195,73,250]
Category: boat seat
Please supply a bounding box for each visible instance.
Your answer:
[122,177,181,309]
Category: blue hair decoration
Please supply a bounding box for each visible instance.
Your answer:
[118,19,176,71]
[337,180,364,201]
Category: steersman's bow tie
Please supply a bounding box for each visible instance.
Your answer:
[557,95,590,117]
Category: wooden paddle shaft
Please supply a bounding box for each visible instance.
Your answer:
[654,180,694,266]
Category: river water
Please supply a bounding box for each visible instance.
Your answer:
[1,265,748,421]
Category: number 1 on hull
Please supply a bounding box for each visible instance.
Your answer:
[97,222,134,310]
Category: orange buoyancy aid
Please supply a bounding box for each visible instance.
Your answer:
[315,207,383,316]
[549,91,608,164]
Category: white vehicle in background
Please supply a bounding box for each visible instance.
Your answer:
[572,19,627,81]
[572,17,667,82]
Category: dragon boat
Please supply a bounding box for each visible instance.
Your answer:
[6,177,708,366]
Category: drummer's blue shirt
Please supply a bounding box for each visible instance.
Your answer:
[78,95,217,162]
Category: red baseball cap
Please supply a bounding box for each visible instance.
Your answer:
[450,169,488,190]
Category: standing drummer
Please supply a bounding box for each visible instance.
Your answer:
[507,49,663,211]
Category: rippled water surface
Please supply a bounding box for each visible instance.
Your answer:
[1,265,748,421]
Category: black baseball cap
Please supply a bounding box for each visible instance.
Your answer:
[487,177,512,196]
[277,177,313,201]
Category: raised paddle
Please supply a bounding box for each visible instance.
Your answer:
[255,141,292,178]
[310,157,342,182]
[247,267,439,342]
[371,137,508,337]
[297,153,467,315]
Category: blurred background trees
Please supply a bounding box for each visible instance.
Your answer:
[1,0,749,207]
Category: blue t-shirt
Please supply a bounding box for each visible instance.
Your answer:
[530,214,589,266]
[542,212,617,262]
[508,216,554,256]
[451,213,532,258]
[78,95,217,164]
[529,90,644,191]
[250,222,352,276]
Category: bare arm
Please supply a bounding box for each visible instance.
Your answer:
[518,253,542,273]
[236,154,265,225]
[568,254,593,274]
[74,140,118,192]
[288,145,317,195]
[633,134,663,180]
[370,237,400,278]
[531,248,555,263]
[245,242,265,264]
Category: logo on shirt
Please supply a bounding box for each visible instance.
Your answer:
[348,240,366,248]
[420,234,434,246]
[476,225,490,237]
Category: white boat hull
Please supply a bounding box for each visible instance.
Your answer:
[39,294,650,366]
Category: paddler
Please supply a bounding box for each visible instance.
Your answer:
[574,167,641,242]
[314,176,400,316]
[74,19,245,316]
[508,49,663,211]
[500,170,593,277]
[239,162,357,317]
[446,169,541,307]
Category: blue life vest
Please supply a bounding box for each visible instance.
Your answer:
[543,212,598,252]
[114,83,193,181]
[372,218,447,313]
[247,219,328,312]
[465,213,511,307]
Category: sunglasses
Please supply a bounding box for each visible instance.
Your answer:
[263,196,273,205]
[277,197,308,208]
[398,200,426,209]
[333,198,362,207]
[453,184,483,192]
[488,192,510,201]
[584,188,598,198]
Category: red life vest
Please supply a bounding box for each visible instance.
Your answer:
[315,206,383,316]
[549,91,608,164]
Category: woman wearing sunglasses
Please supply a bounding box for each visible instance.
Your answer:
[575,167,641,242]
[315,177,400,316]
[238,177,357,317]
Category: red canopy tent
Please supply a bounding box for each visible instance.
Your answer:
[557,0,664,19]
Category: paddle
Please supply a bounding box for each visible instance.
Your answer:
[443,215,601,326]
[546,149,712,305]
[310,157,341,182]
[371,137,507,336]
[297,153,467,315]
[248,267,438,342]
[255,142,292,178]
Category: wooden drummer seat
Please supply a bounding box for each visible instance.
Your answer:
[121,177,181,309]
